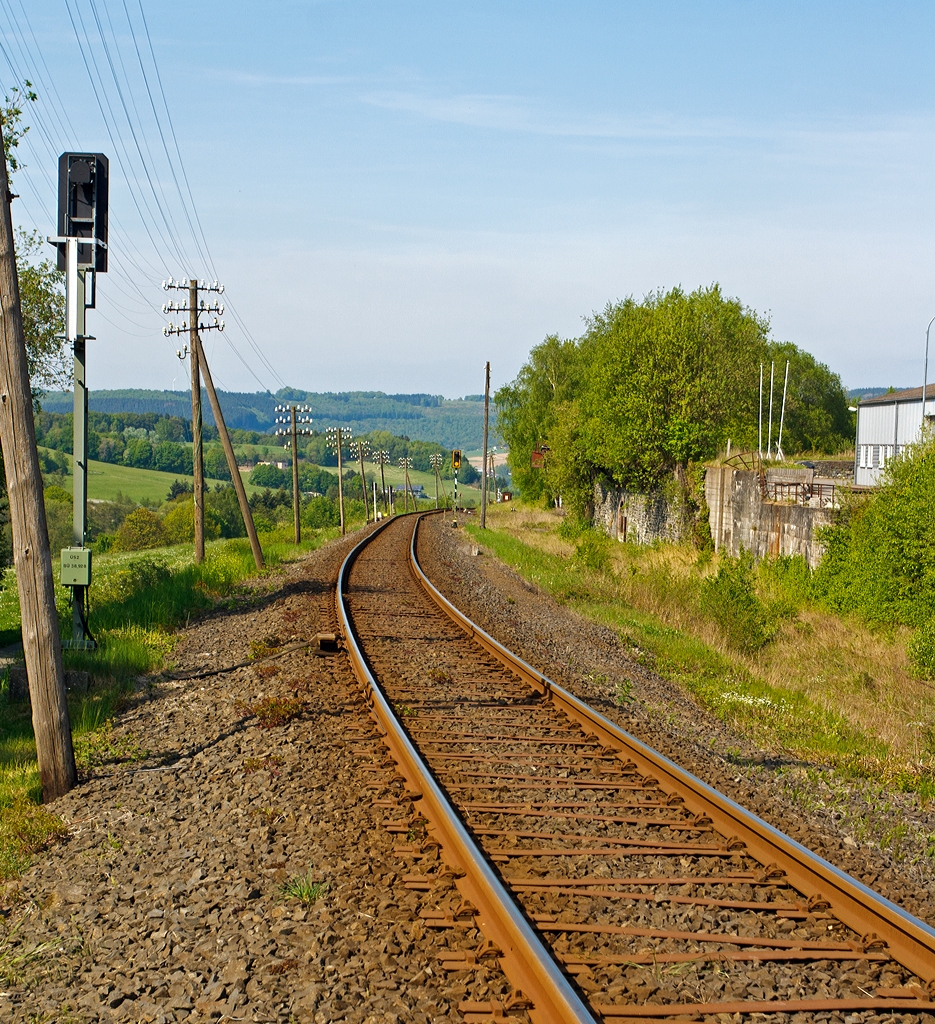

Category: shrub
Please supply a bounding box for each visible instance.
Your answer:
[94,556,171,605]
[114,508,168,551]
[574,529,612,573]
[909,621,935,679]
[162,499,222,544]
[700,550,776,653]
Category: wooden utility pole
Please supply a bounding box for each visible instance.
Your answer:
[0,137,76,800]
[291,407,300,544]
[356,441,370,523]
[189,280,204,563]
[193,335,264,569]
[327,427,346,535]
[481,361,490,528]
[379,450,389,513]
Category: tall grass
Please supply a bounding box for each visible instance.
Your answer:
[468,507,935,799]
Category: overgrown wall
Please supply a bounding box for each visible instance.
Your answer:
[592,479,690,545]
[704,466,833,568]
[593,468,833,567]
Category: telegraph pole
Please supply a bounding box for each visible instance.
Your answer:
[355,440,371,522]
[430,452,442,508]
[326,427,348,535]
[164,279,264,568]
[1,138,76,799]
[399,457,414,510]
[378,449,389,513]
[189,280,203,562]
[274,403,312,544]
[481,361,490,528]
[163,276,221,562]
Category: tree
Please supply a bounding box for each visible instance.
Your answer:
[2,87,69,397]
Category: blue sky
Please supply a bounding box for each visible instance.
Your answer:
[8,1,935,399]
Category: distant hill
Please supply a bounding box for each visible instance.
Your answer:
[848,386,909,402]
[38,388,497,450]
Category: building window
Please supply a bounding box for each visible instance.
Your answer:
[872,446,880,468]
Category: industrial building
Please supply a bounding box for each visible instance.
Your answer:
[854,385,935,486]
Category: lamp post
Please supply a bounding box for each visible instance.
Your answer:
[923,315,935,439]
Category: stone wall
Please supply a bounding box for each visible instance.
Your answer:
[703,466,834,568]
[592,479,690,545]
[593,468,834,567]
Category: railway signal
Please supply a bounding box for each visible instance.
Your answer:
[50,153,110,649]
[275,404,313,543]
[326,426,351,534]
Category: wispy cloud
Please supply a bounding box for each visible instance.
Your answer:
[362,90,932,150]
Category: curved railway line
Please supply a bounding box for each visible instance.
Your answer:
[337,511,935,1024]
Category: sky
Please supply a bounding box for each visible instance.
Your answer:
[6,1,935,399]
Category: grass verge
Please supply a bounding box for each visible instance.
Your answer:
[0,523,340,877]
[467,508,935,801]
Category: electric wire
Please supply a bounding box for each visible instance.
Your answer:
[2,0,281,394]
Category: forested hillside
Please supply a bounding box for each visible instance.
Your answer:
[39,388,495,450]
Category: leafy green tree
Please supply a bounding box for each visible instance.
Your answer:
[2,86,70,396]
[764,341,852,454]
[115,508,168,551]
[250,463,286,488]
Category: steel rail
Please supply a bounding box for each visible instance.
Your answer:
[407,513,935,985]
[336,513,600,1024]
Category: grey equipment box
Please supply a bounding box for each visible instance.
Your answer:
[61,547,92,587]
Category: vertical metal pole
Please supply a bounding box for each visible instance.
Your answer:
[435,466,439,509]
[767,361,775,458]
[481,360,490,529]
[923,317,935,439]
[189,280,204,563]
[454,471,458,513]
[776,360,790,459]
[291,406,300,544]
[336,429,345,535]
[67,239,88,643]
[758,363,763,458]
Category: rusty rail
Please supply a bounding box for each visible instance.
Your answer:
[406,513,935,986]
[336,512,600,1024]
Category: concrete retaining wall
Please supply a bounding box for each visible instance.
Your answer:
[593,467,833,568]
[703,466,833,568]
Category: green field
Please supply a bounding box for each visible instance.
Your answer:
[52,457,255,504]
[43,453,482,507]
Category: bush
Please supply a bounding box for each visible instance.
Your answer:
[574,530,612,573]
[94,556,172,605]
[115,508,168,551]
[162,499,222,544]
[700,550,776,653]
[909,621,935,679]
[302,495,339,528]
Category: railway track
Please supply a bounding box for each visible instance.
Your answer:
[337,511,935,1024]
